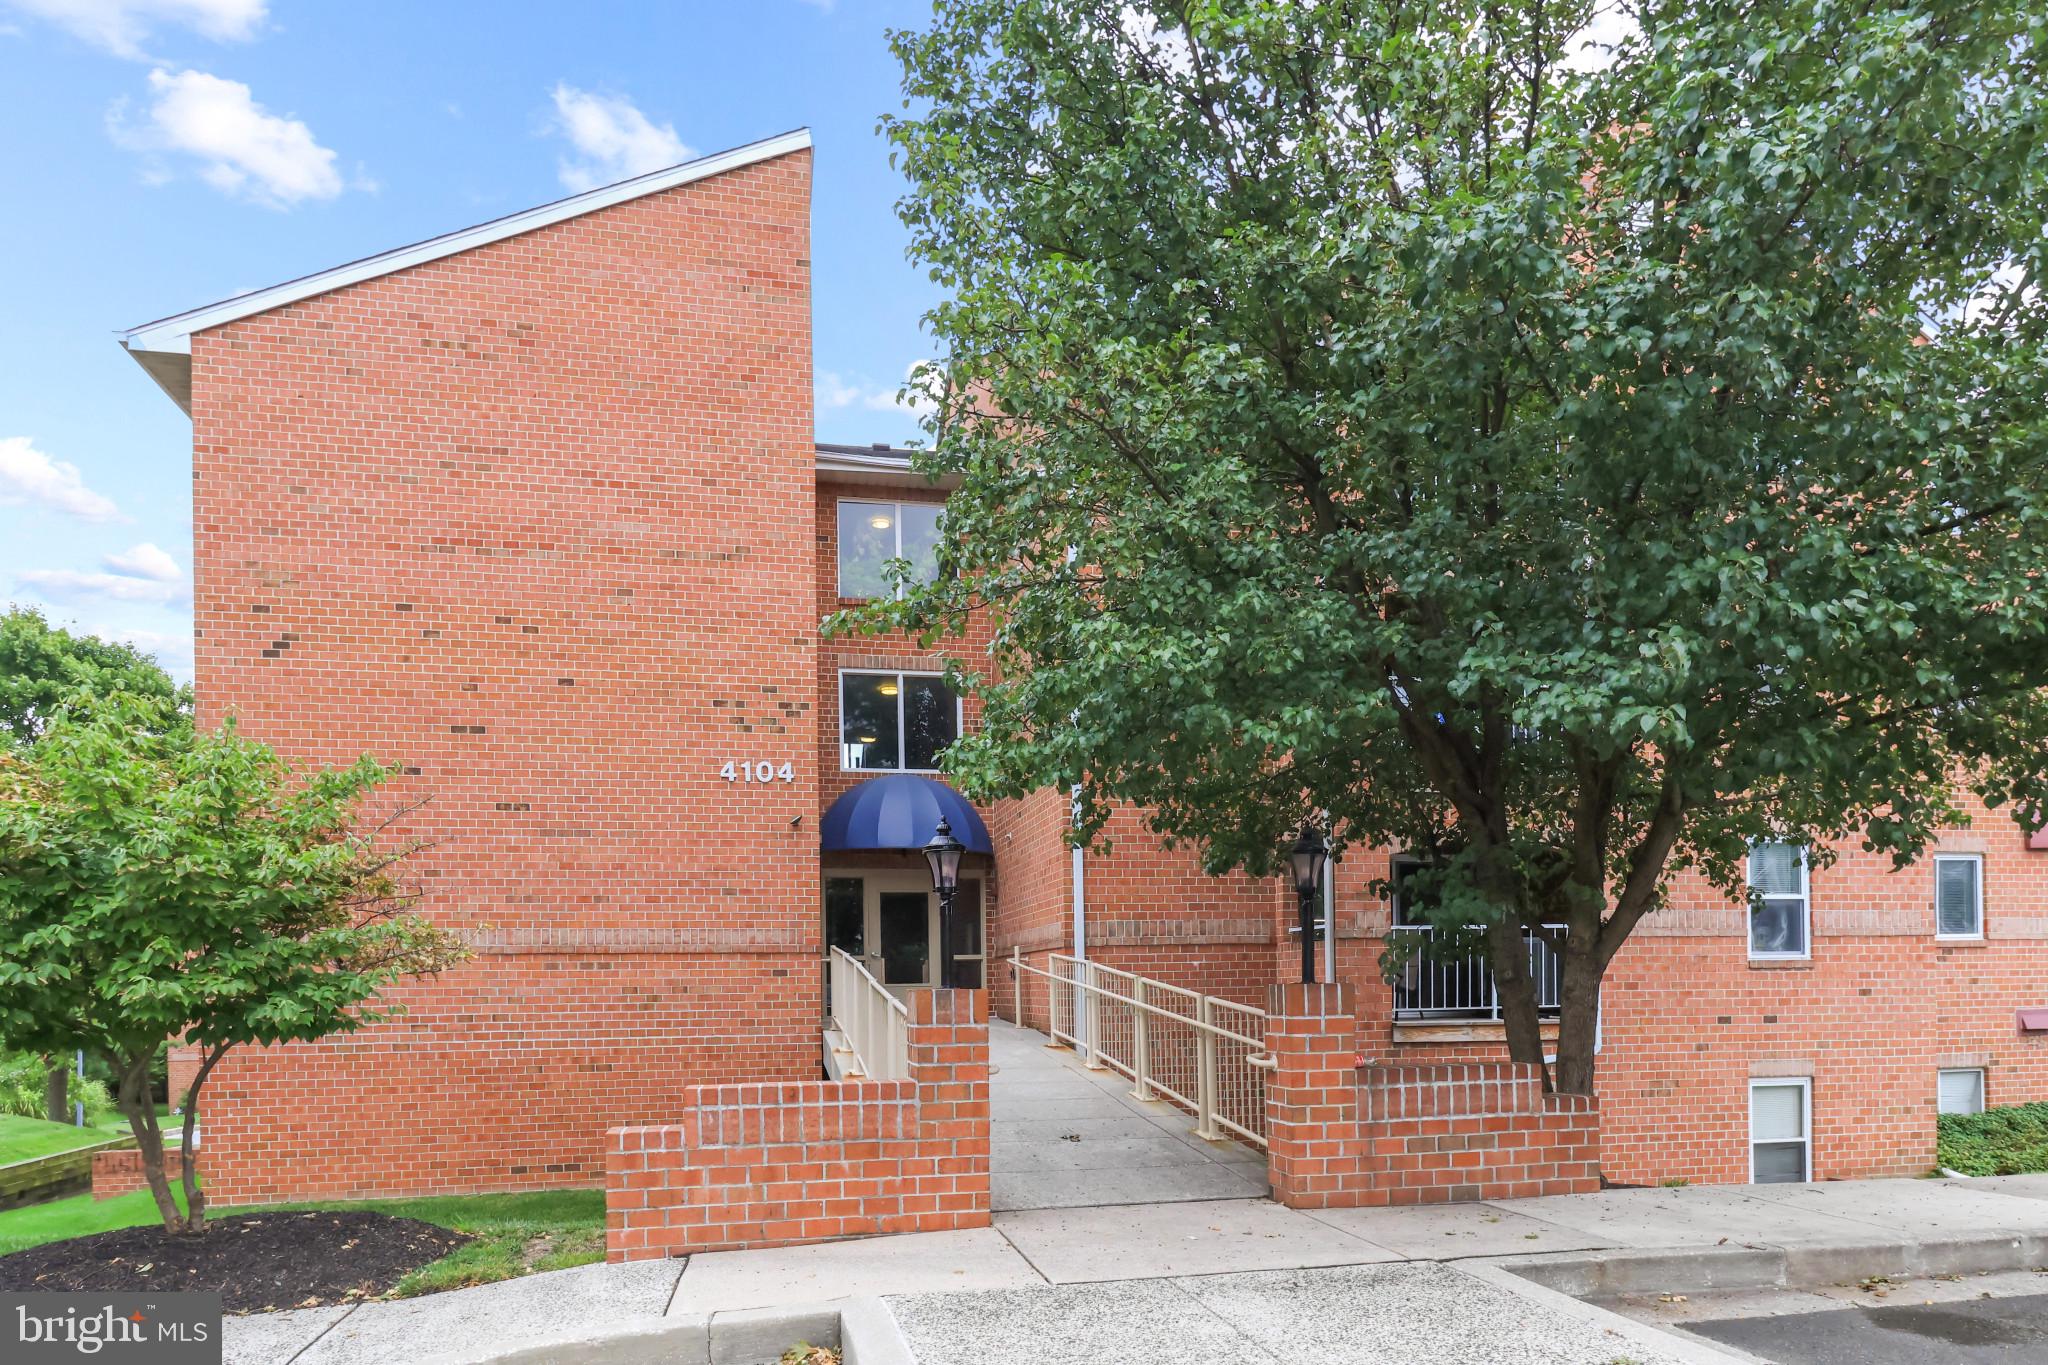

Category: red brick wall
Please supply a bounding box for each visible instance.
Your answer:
[1264,983,1599,1208]
[187,148,823,1205]
[1325,807,2048,1185]
[606,987,989,1259]
[167,1046,201,1112]
[987,788,1074,1024]
[92,1148,202,1202]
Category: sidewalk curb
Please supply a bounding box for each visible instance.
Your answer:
[470,1297,914,1365]
[1498,1230,2048,1298]
[1451,1260,1756,1365]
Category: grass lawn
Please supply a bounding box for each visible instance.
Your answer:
[0,1115,133,1166]
[0,1185,606,1296]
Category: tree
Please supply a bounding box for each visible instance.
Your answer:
[0,607,191,1120]
[0,606,189,748]
[861,0,2048,1093]
[0,695,467,1232]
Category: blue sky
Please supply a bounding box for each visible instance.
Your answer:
[0,0,942,682]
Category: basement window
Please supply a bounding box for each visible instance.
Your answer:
[1938,1068,1986,1116]
[1750,1078,1811,1184]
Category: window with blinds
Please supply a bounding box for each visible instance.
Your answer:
[1934,855,1983,939]
[1938,1068,1986,1116]
[1747,843,1810,959]
[1750,1079,1811,1184]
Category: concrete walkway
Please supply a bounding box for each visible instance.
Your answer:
[225,1174,2048,1364]
[987,1022,1268,1211]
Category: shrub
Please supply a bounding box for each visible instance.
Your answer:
[0,1050,116,1125]
[1936,1102,2048,1177]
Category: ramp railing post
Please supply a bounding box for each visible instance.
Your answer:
[1195,996,1222,1139]
[1130,978,1153,1101]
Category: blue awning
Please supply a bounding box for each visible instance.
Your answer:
[821,774,993,855]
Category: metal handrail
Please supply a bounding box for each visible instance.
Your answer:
[1385,923,1566,1020]
[1011,950,1269,1150]
[829,947,910,1081]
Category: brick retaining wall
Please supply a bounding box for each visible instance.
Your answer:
[91,1146,197,1201]
[1266,982,1600,1207]
[606,987,990,1260]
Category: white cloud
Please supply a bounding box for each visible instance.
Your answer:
[103,541,183,582]
[793,0,835,10]
[19,569,187,605]
[101,624,194,681]
[549,84,693,192]
[817,372,865,408]
[1563,1,1641,73]
[0,436,123,522]
[5,0,265,60]
[115,68,345,208]
[817,365,939,423]
[1117,6,1194,77]
[19,544,191,607]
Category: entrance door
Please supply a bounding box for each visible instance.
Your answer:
[878,891,930,985]
[822,870,985,991]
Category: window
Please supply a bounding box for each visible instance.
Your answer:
[1938,1068,1986,1116]
[1750,1079,1811,1184]
[1747,843,1810,959]
[1390,856,1435,927]
[840,671,959,772]
[838,499,942,599]
[1934,854,1983,939]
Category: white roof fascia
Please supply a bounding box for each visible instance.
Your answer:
[118,128,813,366]
[815,448,956,491]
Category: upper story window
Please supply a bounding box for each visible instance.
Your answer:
[840,670,959,772]
[838,499,941,599]
[1934,854,1984,940]
[1747,842,1810,959]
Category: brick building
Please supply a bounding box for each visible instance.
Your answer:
[119,131,2048,1207]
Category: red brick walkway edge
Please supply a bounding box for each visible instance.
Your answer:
[1265,982,1601,1208]
[605,988,990,1261]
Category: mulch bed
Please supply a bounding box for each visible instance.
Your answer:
[0,1210,470,1313]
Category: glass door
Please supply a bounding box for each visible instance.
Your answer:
[821,870,987,991]
[877,890,932,985]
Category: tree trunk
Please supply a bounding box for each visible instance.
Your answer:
[116,1054,192,1234]
[1552,931,1604,1095]
[1486,918,1549,1085]
[44,1061,69,1125]
[177,1045,228,1231]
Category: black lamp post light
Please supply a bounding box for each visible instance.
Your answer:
[924,816,967,989]
[1289,822,1330,986]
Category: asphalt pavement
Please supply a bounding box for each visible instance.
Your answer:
[1689,1292,2048,1363]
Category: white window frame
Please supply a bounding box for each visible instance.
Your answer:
[836,498,941,600]
[1933,853,1984,941]
[837,668,963,774]
[1747,843,1811,961]
[1749,1077,1812,1184]
[1937,1067,1987,1116]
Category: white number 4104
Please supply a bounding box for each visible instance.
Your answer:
[721,760,795,783]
